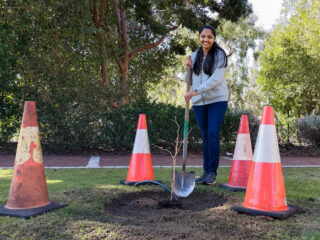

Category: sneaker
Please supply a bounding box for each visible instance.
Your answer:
[203,172,216,185]
[195,172,209,184]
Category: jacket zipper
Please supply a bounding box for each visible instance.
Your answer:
[201,69,205,104]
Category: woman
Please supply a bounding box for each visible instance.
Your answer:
[184,25,228,185]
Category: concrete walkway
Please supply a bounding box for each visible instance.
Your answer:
[0,154,319,169]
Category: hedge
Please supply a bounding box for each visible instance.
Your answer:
[296,114,320,147]
[1,101,259,153]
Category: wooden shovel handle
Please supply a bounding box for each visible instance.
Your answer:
[182,64,192,172]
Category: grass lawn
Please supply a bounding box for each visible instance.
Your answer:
[0,167,319,239]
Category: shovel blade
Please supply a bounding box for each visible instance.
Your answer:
[173,171,195,198]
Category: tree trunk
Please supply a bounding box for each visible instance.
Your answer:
[92,0,118,107]
[119,63,128,105]
[92,0,110,88]
[98,32,109,88]
[113,0,129,106]
[102,0,178,106]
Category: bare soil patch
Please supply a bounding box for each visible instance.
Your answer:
[104,189,275,240]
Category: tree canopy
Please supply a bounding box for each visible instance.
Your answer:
[258,0,320,118]
[218,15,265,109]
[0,0,253,146]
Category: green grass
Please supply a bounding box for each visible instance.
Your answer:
[0,167,319,239]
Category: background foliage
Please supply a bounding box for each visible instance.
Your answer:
[36,101,259,153]
[257,0,320,143]
[1,0,319,151]
[0,0,255,151]
[296,114,320,147]
[258,0,320,134]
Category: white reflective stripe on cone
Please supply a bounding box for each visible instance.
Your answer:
[253,125,281,163]
[233,133,252,161]
[132,129,150,154]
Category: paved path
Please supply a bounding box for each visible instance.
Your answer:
[0,154,319,169]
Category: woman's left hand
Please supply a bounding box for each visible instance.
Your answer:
[184,91,199,102]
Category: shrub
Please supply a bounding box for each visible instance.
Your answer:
[1,99,259,153]
[96,103,259,153]
[97,101,202,152]
[296,114,320,147]
[222,108,259,147]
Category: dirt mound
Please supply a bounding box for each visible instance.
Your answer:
[106,190,226,215]
[104,189,271,240]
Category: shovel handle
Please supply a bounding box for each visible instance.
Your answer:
[182,64,192,172]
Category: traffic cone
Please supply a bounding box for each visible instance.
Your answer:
[220,115,252,191]
[231,107,299,219]
[120,114,157,185]
[0,101,66,218]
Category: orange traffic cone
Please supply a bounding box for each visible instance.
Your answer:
[0,101,66,218]
[231,107,298,219]
[220,115,252,191]
[120,114,157,185]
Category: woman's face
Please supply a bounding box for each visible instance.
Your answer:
[199,28,215,51]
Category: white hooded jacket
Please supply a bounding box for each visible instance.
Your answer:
[184,48,229,106]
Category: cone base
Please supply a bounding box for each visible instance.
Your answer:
[220,183,246,192]
[120,179,161,186]
[0,201,67,219]
[231,204,299,219]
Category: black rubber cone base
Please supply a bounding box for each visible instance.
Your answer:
[231,204,299,220]
[220,183,246,192]
[120,179,161,186]
[0,201,67,219]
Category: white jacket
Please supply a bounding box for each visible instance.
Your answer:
[184,48,229,106]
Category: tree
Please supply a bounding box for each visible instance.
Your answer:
[0,0,253,148]
[217,15,265,109]
[1,0,253,108]
[147,15,265,110]
[0,2,26,143]
[258,0,320,118]
[90,0,253,106]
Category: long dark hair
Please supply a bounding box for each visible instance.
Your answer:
[193,25,228,75]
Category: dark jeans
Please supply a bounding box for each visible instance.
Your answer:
[193,101,228,175]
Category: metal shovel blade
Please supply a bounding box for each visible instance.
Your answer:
[173,171,195,198]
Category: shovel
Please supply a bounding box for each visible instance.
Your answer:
[173,64,195,198]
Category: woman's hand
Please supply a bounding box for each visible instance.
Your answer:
[184,91,199,102]
[184,57,197,102]
[185,57,192,68]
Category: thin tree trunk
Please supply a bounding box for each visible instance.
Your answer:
[99,32,110,88]
[92,0,119,107]
[113,0,129,106]
[109,0,178,106]
[119,65,128,105]
[92,0,110,88]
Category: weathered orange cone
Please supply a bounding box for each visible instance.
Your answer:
[120,114,157,185]
[0,101,66,218]
[220,115,252,191]
[231,107,298,219]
